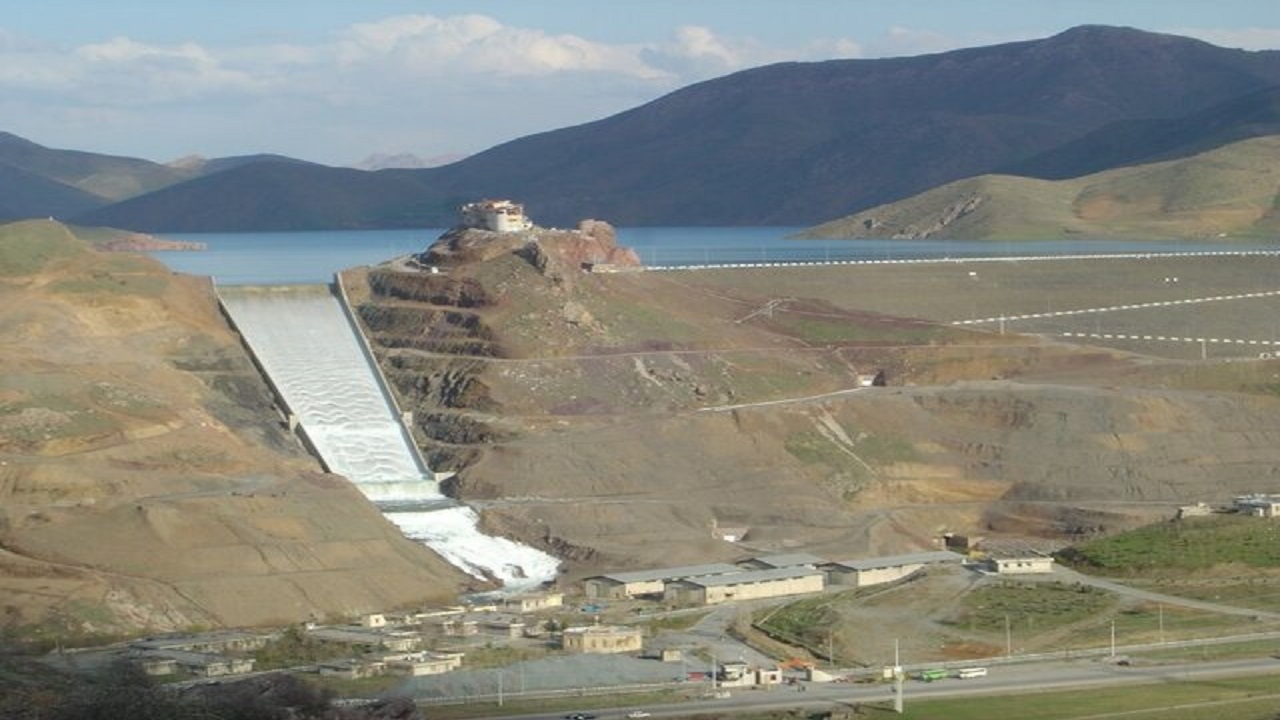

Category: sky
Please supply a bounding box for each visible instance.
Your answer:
[3,0,1280,167]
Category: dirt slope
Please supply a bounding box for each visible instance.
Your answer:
[349,226,1280,582]
[0,220,468,643]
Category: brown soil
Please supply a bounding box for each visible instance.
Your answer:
[0,222,470,640]
[347,232,1280,587]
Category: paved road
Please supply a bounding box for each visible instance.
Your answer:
[493,655,1280,720]
[654,604,775,669]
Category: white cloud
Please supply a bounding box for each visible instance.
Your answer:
[0,13,867,164]
[336,14,666,79]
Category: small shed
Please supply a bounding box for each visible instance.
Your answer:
[1234,494,1280,517]
[988,555,1055,575]
[561,625,643,654]
[821,551,962,588]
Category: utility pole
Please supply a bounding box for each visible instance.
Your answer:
[1110,619,1116,658]
[497,669,503,707]
[1159,604,1165,644]
[893,638,904,714]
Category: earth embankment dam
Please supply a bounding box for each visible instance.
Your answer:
[217,284,558,587]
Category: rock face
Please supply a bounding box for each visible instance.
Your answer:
[423,219,641,278]
[347,231,1280,585]
[0,221,469,641]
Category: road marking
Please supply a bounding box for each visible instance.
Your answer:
[1058,333,1280,347]
[953,289,1280,326]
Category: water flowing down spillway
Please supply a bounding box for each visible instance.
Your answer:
[218,286,559,587]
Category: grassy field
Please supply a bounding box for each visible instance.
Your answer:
[1059,516,1280,574]
[681,253,1280,363]
[857,675,1280,720]
[754,592,848,654]
[0,220,84,275]
[943,581,1115,634]
[414,673,1280,720]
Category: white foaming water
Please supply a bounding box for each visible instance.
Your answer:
[219,286,558,588]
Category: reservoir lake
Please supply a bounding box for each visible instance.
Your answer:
[148,227,1280,286]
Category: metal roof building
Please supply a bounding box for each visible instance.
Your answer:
[664,566,826,605]
[583,563,743,599]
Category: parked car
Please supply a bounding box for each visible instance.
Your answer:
[627,712,652,719]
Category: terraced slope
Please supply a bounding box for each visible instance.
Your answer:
[347,225,1280,582]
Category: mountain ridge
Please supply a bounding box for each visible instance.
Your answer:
[800,134,1280,240]
[10,25,1280,231]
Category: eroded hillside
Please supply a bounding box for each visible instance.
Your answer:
[0,220,468,643]
[347,224,1280,581]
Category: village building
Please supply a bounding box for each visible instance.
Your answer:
[501,591,564,613]
[663,566,825,606]
[317,659,383,680]
[736,552,826,571]
[560,625,644,654]
[986,553,1055,575]
[138,649,255,678]
[481,616,527,639]
[382,650,465,677]
[1177,502,1214,519]
[1234,494,1280,517]
[716,661,783,688]
[821,551,962,588]
[307,625,422,652]
[426,617,479,637]
[459,199,534,233]
[129,629,274,655]
[714,526,750,543]
[583,563,742,599]
[130,654,178,676]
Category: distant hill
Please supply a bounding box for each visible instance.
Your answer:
[1004,85,1280,179]
[0,132,320,224]
[76,160,452,232]
[799,135,1280,240]
[167,153,315,176]
[64,25,1280,232]
[0,163,106,221]
[0,131,190,203]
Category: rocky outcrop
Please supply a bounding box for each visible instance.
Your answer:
[94,232,206,252]
[422,219,642,279]
[357,304,500,357]
[859,194,985,239]
[521,219,642,272]
[367,271,490,308]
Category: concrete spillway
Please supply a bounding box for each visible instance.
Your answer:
[218,285,558,588]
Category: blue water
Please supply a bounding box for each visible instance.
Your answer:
[150,227,1280,285]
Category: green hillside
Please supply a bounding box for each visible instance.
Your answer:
[802,135,1280,240]
[0,220,89,276]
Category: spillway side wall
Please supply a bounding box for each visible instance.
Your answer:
[213,283,333,474]
[332,272,436,479]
